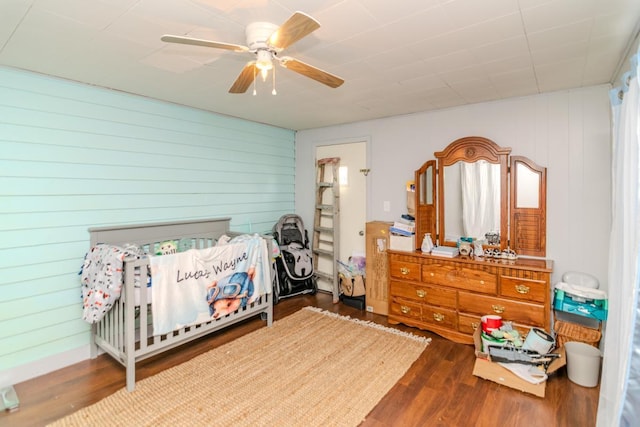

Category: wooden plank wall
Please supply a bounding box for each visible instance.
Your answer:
[0,66,295,380]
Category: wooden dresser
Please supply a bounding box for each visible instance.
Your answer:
[387,250,553,344]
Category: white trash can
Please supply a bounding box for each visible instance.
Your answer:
[564,341,602,387]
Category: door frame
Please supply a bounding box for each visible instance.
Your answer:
[313,137,370,293]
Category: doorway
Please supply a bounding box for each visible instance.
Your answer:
[315,141,367,293]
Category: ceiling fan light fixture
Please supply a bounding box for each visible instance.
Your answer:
[255,50,273,81]
[255,50,273,70]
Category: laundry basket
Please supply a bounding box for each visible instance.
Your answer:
[554,319,601,348]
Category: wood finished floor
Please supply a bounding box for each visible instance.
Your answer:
[2,292,599,426]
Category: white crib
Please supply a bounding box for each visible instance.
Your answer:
[87,217,274,391]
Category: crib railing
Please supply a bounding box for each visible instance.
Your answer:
[90,237,274,391]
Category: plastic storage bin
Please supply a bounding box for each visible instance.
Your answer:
[553,283,608,321]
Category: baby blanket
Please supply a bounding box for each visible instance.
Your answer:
[81,244,144,323]
[150,234,271,336]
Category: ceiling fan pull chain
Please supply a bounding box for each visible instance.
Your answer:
[253,65,257,96]
[272,65,277,95]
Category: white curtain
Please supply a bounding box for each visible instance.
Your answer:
[597,49,640,427]
[461,161,500,240]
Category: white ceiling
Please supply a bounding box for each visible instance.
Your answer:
[2,0,639,131]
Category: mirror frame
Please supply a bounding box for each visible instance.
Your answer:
[510,155,547,257]
[414,160,437,247]
[434,136,511,249]
[414,136,547,257]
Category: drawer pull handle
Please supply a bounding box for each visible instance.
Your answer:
[515,284,530,294]
[400,305,410,314]
[480,280,485,285]
[433,313,445,322]
[471,322,479,331]
[416,289,426,298]
[400,267,410,275]
[430,272,435,277]
[492,304,505,314]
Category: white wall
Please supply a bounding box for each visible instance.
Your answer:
[296,86,612,288]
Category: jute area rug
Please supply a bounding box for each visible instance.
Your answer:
[49,307,430,427]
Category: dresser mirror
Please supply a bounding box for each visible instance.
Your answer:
[418,162,435,205]
[414,136,547,257]
[442,161,502,243]
[415,160,436,249]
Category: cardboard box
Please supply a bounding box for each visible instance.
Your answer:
[406,180,416,216]
[365,221,392,315]
[472,327,565,398]
[389,234,415,252]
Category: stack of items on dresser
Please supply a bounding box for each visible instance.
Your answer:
[389,214,416,251]
[430,245,459,258]
[472,313,565,397]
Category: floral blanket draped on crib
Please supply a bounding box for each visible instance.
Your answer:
[149,234,271,336]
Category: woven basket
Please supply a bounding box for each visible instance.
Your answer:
[554,319,601,348]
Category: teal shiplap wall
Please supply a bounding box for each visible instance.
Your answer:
[0,66,295,376]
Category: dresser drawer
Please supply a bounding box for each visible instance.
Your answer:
[458,292,545,326]
[389,298,422,321]
[422,263,497,294]
[390,280,457,308]
[458,313,481,335]
[422,305,457,329]
[500,276,547,303]
[389,259,421,281]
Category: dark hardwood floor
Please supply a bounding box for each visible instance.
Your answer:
[2,292,600,426]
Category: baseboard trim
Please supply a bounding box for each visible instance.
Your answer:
[0,346,91,388]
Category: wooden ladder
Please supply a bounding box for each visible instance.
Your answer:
[312,157,340,303]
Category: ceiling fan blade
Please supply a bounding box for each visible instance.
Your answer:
[268,11,320,50]
[229,62,257,93]
[280,57,344,88]
[161,35,249,52]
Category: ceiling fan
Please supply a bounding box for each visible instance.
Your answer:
[161,11,344,94]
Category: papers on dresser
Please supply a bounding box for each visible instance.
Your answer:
[389,227,414,236]
[391,221,414,231]
[390,220,415,237]
[430,246,459,258]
